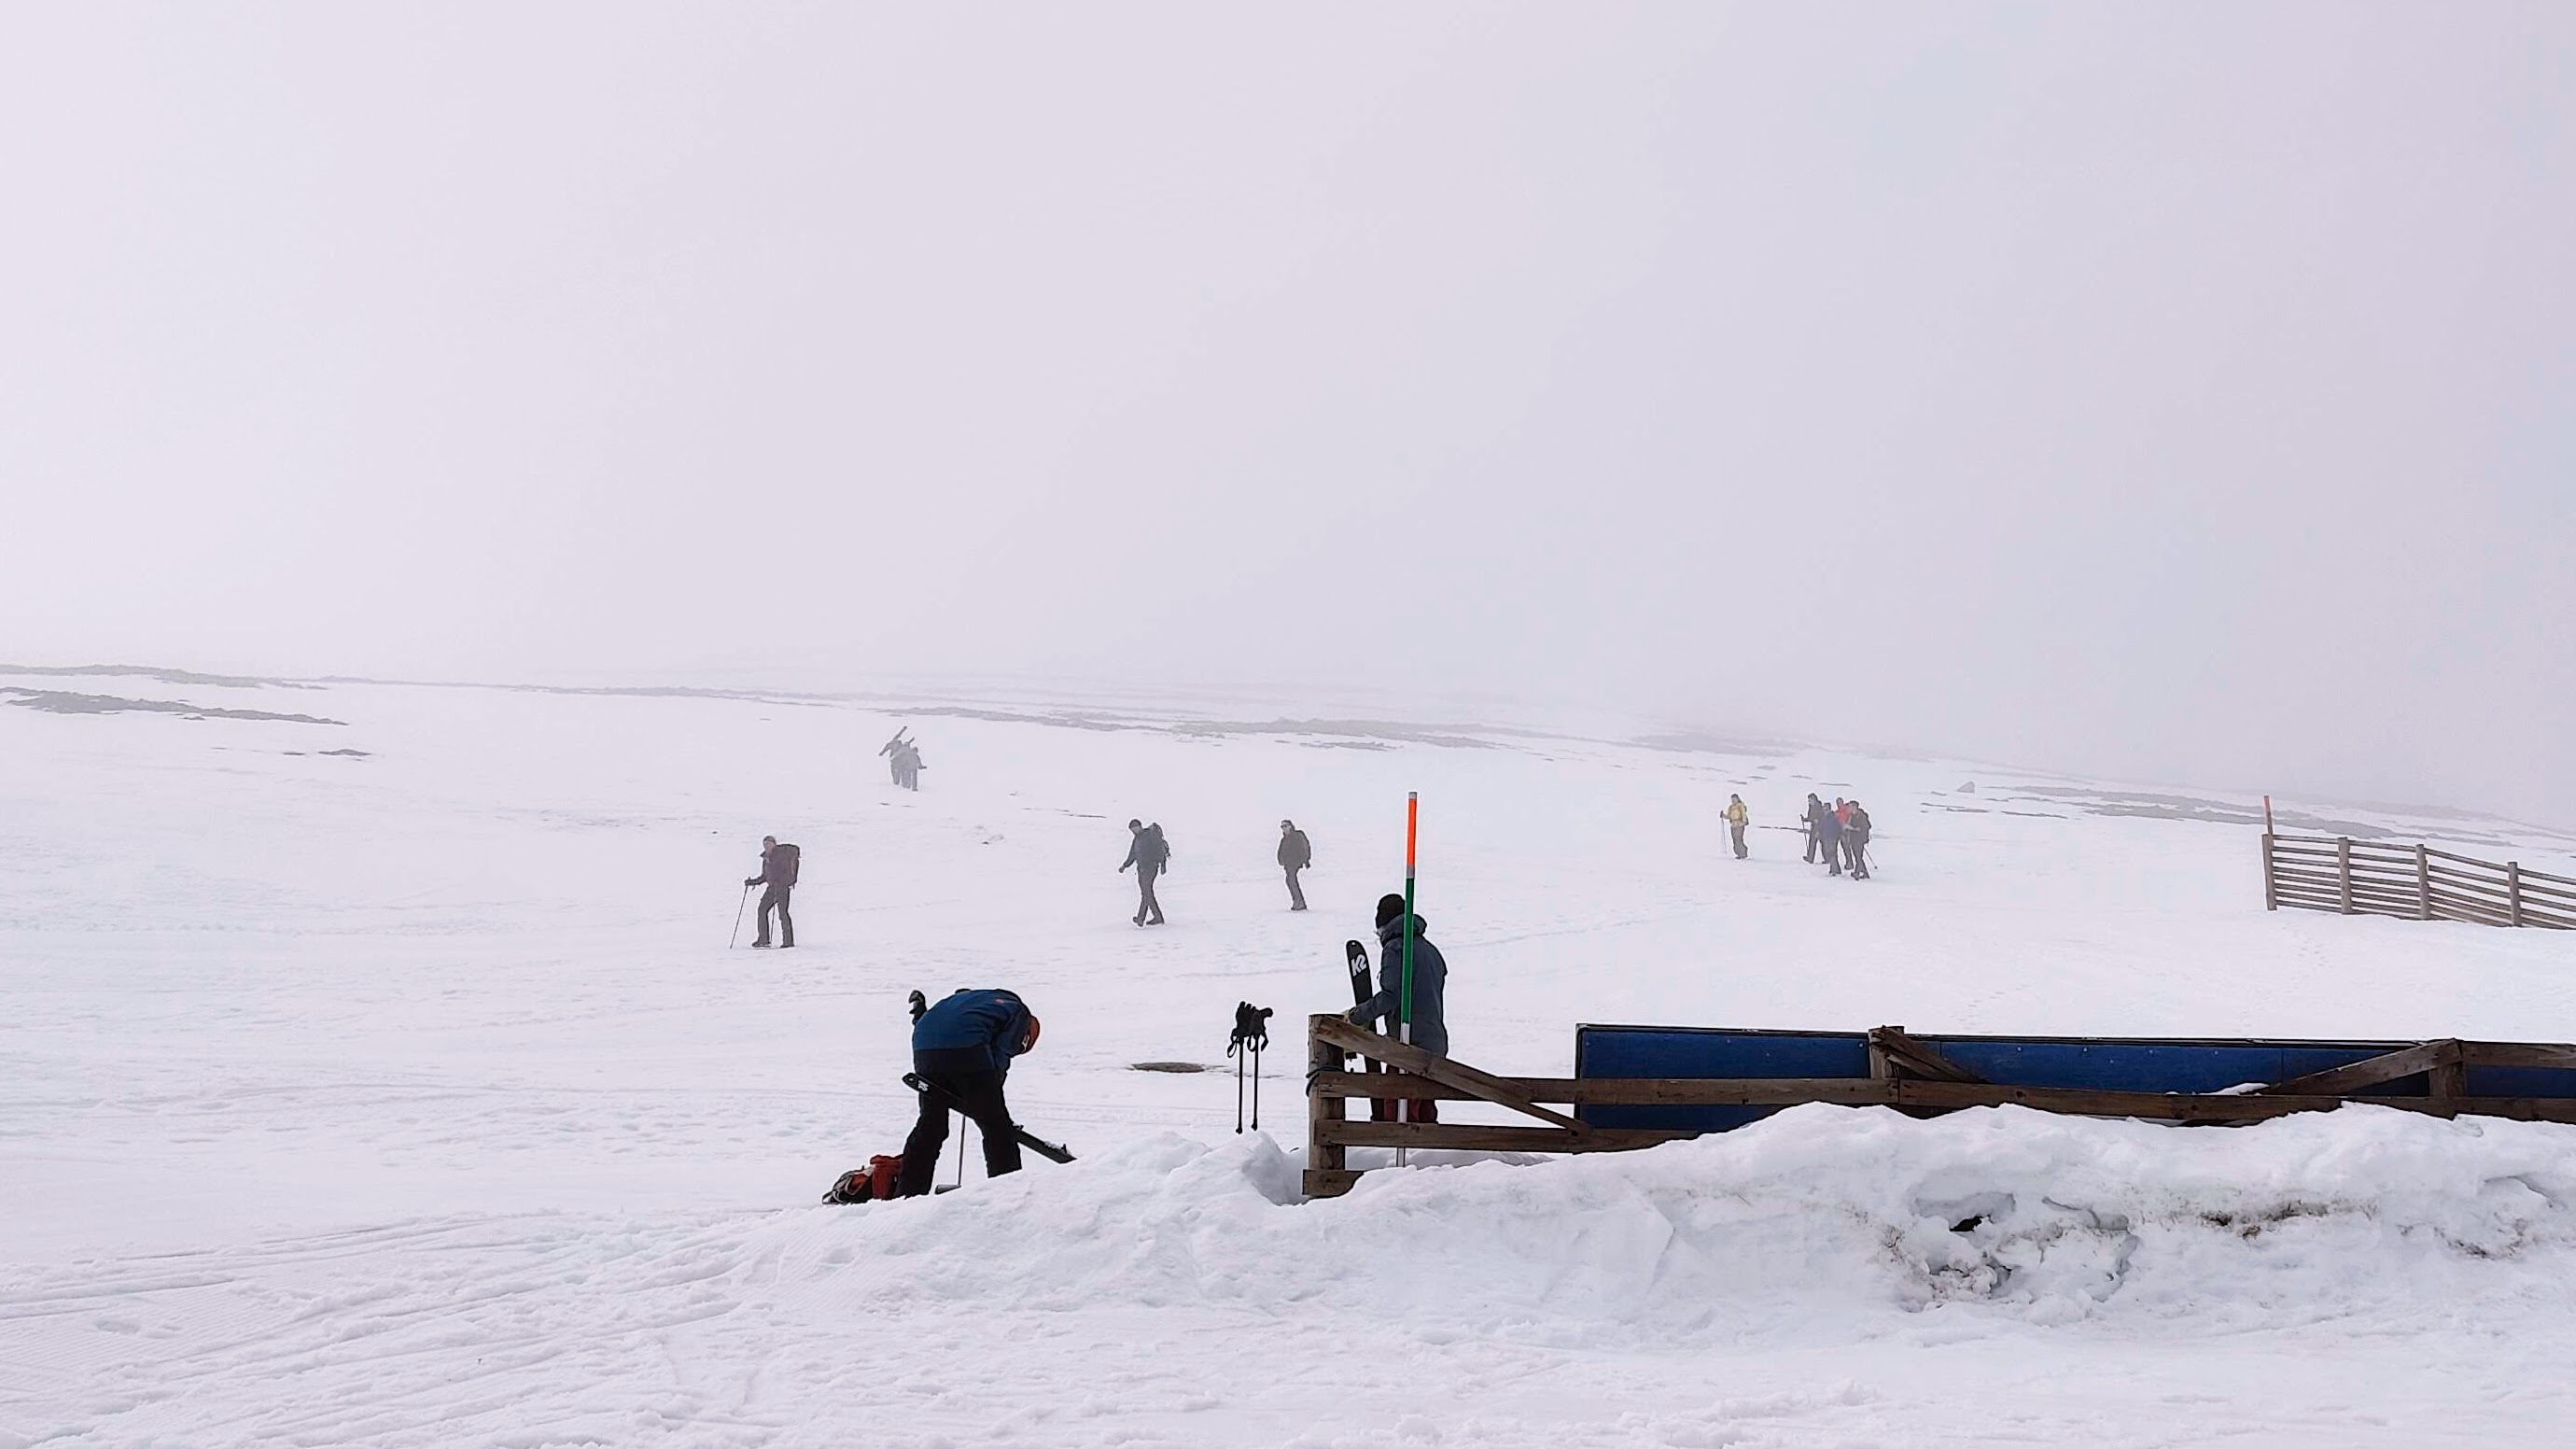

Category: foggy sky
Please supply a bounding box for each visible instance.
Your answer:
[5,4,2570,819]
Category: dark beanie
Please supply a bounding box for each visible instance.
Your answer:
[1376,893,1407,926]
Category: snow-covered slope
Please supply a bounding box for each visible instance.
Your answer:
[6,671,2574,1446]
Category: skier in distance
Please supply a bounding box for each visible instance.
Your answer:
[1278,819,1312,911]
[1119,819,1169,925]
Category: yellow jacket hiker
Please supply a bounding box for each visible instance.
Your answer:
[1724,795,1750,860]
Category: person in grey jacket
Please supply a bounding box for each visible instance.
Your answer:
[1118,819,1169,925]
[1348,893,1449,1122]
[1277,819,1312,911]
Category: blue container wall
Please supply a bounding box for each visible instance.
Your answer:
[1573,1026,2576,1133]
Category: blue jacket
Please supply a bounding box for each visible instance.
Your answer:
[913,989,1034,1072]
[1353,915,1448,1057]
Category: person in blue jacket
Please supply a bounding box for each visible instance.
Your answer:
[898,988,1043,1197]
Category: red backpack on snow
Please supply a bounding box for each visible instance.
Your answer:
[821,1154,903,1204]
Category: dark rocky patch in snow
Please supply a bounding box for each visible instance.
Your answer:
[3,688,344,725]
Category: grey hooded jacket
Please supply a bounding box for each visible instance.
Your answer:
[1351,913,1448,1057]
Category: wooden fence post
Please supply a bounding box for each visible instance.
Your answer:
[2261,834,2277,911]
[1305,1014,1353,1198]
[2337,837,2354,914]
[2509,863,2525,927]
[2415,844,2431,921]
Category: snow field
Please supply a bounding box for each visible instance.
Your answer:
[5,671,2576,1445]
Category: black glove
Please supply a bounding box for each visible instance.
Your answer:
[743,877,760,888]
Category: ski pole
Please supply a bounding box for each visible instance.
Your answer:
[729,881,752,949]
[953,1115,967,1191]
[1251,1037,1261,1131]
[1236,1048,1246,1133]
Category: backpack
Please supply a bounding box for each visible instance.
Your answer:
[773,842,801,887]
[1145,825,1169,868]
[822,1153,903,1204]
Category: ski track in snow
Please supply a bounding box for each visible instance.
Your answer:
[6,671,2576,1447]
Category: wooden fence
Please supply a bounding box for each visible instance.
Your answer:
[1301,1015,2576,1197]
[2262,832,2576,929]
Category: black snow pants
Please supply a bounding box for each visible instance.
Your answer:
[755,884,793,947]
[1821,830,1843,875]
[1284,865,1307,910]
[1133,866,1164,925]
[898,1060,1022,1196]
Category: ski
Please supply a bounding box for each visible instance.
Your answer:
[902,1072,1075,1164]
[1344,939,1373,1008]
[1344,939,1383,1083]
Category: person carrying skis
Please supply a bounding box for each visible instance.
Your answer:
[1348,893,1449,1123]
[1724,795,1751,861]
[743,835,799,948]
[1843,799,1873,879]
[1278,818,1312,911]
[1119,819,1169,925]
[1802,794,1829,865]
[897,988,1042,1196]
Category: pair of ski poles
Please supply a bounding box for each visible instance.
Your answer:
[1229,1002,1272,1132]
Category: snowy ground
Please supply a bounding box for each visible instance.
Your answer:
[6,668,2576,1447]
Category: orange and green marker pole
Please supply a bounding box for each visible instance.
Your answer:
[1398,792,1420,1126]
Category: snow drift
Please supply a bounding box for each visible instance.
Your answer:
[827,1103,2576,1343]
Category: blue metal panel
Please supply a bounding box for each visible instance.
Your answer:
[1572,1024,2576,1132]
[1575,1027,1866,1132]
[1926,1039,2413,1097]
[2470,1065,2576,1097]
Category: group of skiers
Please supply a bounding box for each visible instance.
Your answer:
[1800,794,1874,879]
[879,731,925,791]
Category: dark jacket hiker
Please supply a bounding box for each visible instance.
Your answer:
[1278,820,1311,910]
[1349,894,1449,1121]
[1119,820,1169,925]
[899,988,1042,1197]
[1350,897,1449,1054]
[744,837,800,948]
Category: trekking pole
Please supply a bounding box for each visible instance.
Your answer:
[1227,1002,1272,1135]
[953,1116,967,1191]
[728,881,752,949]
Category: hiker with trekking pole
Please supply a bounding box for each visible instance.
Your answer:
[1843,799,1873,880]
[737,835,800,948]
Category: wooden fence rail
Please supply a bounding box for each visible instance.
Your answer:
[2262,831,2576,930]
[1303,1015,2576,1198]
